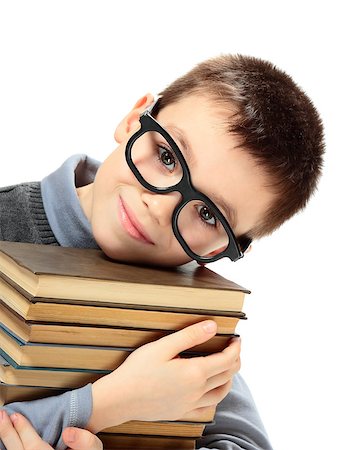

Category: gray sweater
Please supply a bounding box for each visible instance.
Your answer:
[0,155,273,450]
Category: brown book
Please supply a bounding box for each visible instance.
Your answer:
[97,433,196,450]
[0,241,249,313]
[0,326,131,370]
[0,363,105,389]
[0,326,229,371]
[0,278,243,333]
[102,420,207,438]
[0,382,67,404]
[0,382,216,424]
[0,303,236,351]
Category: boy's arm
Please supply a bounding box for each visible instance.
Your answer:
[196,373,273,450]
[0,384,92,450]
[0,320,236,450]
[1,373,272,450]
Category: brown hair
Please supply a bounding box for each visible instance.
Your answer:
[156,54,325,249]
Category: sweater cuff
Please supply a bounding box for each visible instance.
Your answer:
[57,383,93,450]
[69,383,93,428]
[1,383,93,450]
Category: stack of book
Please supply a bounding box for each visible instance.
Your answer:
[0,241,249,449]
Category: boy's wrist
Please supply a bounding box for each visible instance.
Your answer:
[86,376,131,433]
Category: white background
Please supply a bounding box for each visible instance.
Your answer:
[0,1,358,449]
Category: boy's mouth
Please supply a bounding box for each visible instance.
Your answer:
[118,197,154,245]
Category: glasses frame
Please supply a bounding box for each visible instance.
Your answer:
[125,106,250,263]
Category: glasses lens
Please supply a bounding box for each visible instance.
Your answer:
[177,201,229,258]
[130,131,183,189]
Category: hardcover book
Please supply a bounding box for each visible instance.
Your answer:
[0,300,239,349]
[0,241,249,313]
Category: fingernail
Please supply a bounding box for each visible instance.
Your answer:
[202,320,216,333]
[10,413,18,424]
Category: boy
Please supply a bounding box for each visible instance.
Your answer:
[0,54,324,450]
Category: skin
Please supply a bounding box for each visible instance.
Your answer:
[0,93,276,449]
[0,411,103,450]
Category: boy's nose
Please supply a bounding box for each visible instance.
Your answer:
[141,191,182,227]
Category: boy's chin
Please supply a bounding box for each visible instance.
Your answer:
[98,244,193,268]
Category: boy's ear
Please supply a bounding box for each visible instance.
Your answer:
[245,244,252,253]
[114,93,155,144]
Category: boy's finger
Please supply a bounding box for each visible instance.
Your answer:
[197,379,233,408]
[0,410,23,450]
[156,320,217,359]
[206,364,239,392]
[62,427,103,450]
[199,337,241,378]
[10,413,52,450]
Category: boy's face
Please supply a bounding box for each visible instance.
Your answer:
[78,93,275,266]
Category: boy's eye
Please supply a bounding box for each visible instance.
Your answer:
[196,204,217,226]
[158,146,176,172]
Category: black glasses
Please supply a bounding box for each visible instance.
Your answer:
[125,104,251,263]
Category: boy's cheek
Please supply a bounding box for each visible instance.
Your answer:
[99,153,142,191]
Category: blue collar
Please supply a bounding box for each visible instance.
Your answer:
[41,154,100,249]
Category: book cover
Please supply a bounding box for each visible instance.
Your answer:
[0,304,237,350]
[102,419,209,438]
[97,433,196,450]
[0,326,224,371]
[0,278,245,330]
[0,241,249,312]
[0,353,107,387]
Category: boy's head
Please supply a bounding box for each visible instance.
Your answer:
[78,54,324,266]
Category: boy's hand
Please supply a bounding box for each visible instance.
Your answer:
[87,320,241,432]
[0,410,102,450]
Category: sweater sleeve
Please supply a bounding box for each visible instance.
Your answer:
[196,373,273,450]
[1,375,272,450]
[0,384,92,450]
